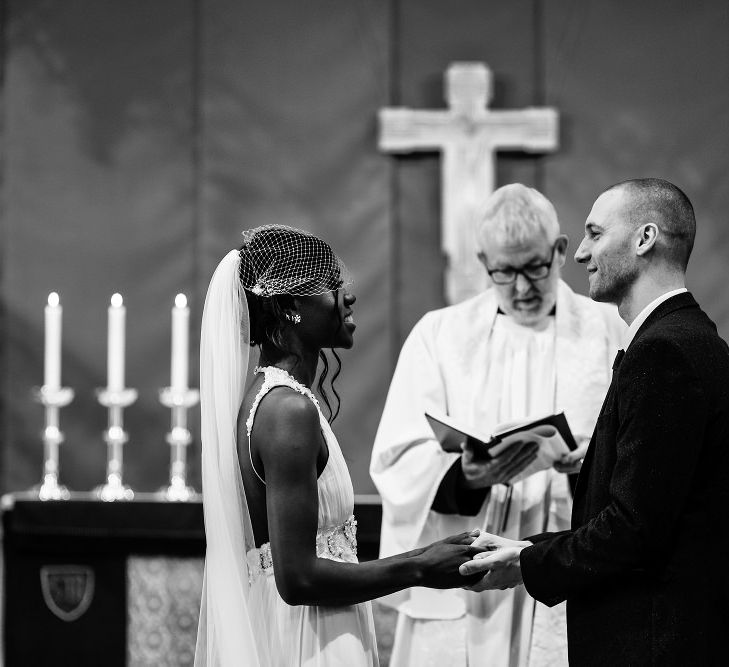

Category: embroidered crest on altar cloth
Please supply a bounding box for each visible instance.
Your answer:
[40,564,95,622]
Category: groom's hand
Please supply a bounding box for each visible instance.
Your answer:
[470,530,531,553]
[458,531,531,592]
[461,548,525,591]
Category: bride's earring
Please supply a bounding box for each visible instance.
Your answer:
[285,312,302,324]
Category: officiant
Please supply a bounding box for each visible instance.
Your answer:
[370,183,624,666]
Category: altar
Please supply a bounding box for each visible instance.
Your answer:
[1,492,204,666]
[0,492,382,667]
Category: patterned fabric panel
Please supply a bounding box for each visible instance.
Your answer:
[127,556,204,667]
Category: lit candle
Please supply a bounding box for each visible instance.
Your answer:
[107,293,126,392]
[171,293,189,392]
[44,292,62,390]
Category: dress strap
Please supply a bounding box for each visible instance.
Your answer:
[245,366,323,485]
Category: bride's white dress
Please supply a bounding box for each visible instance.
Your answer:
[244,366,379,666]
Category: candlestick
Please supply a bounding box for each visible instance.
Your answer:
[32,385,75,501]
[158,386,200,502]
[171,293,189,393]
[44,292,62,390]
[94,387,137,501]
[107,293,126,392]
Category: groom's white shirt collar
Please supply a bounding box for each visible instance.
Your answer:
[623,287,687,349]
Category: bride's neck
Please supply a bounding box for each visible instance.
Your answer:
[258,345,319,387]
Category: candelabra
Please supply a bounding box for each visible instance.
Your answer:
[158,387,200,501]
[95,388,138,501]
[32,385,75,500]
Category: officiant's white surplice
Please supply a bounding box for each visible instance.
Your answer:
[370,281,624,667]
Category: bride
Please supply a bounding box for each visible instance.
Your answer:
[194,225,483,667]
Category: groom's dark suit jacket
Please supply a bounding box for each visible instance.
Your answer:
[521,292,729,666]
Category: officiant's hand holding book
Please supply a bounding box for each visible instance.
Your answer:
[425,410,578,485]
[461,435,539,490]
[553,439,589,474]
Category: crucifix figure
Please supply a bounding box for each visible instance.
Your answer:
[379,62,559,304]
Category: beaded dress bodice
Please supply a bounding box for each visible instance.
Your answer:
[245,366,358,580]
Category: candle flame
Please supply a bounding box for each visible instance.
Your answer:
[175,293,188,309]
[111,293,124,308]
[47,292,60,307]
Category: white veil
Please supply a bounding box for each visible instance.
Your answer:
[194,249,263,667]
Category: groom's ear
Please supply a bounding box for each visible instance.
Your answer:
[635,223,659,256]
[555,235,569,267]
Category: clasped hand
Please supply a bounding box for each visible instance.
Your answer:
[415,530,491,589]
[457,531,531,592]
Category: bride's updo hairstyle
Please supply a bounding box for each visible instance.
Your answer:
[237,225,351,420]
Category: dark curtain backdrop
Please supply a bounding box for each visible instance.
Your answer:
[1,1,728,495]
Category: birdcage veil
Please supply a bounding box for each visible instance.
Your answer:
[195,225,350,666]
[239,224,351,297]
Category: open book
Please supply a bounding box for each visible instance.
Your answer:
[425,410,578,484]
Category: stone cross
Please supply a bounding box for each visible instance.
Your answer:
[379,62,559,303]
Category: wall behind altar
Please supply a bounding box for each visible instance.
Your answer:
[1,0,727,495]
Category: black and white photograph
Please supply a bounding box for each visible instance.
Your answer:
[0,2,727,665]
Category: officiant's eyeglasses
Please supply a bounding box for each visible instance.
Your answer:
[485,244,558,285]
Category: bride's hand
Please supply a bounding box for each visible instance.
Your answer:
[415,530,486,589]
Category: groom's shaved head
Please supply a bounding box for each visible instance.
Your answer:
[603,178,695,270]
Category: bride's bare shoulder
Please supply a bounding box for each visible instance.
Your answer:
[250,385,320,455]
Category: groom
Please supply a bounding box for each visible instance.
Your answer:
[460,178,729,665]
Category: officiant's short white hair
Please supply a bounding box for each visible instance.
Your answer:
[477,183,560,249]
